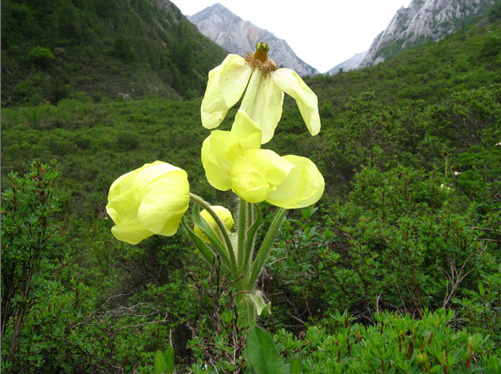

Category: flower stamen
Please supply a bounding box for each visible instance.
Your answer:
[245,43,277,75]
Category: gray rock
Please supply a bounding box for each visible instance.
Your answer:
[360,0,497,68]
[188,3,318,76]
[327,51,368,75]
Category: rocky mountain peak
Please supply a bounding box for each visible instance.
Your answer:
[360,0,498,67]
[188,4,318,76]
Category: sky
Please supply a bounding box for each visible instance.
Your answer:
[172,0,412,73]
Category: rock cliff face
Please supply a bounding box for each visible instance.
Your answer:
[188,3,318,76]
[360,0,498,67]
[327,51,368,75]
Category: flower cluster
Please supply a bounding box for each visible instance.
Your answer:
[105,42,325,322]
[201,110,324,208]
[106,42,324,244]
[200,42,324,209]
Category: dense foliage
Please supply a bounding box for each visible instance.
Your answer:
[1,0,227,106]
[1,2,500,373]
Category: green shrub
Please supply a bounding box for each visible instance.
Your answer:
[274,309,499,373]
[1,160,61,370]
[112,34,137,62]
[27,46,55,69]
[267,165,494,323]
[328,165,489,315]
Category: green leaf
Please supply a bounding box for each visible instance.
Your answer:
[250,208,287,287]
[154,347,175,374]
[289,356,302,374]
[164,347,175,373]
[478,282,485,296]
[245,326,286,374]
[182,217,216,264]
[248,291,271,316]
[154,350,167,374]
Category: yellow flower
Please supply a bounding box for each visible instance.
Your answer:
[194,205,234,243]
[201,42,321,144]
[201,111,324,208]
[106,161,190,244]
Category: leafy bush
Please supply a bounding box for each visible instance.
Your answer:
[1,160,61,370]
[27,46,55,69]
[112,34,137,62]
[327,165,490,315]
[265,165,496,325]
[274,309,499,374]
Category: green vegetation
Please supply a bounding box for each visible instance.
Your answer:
[1,0,227,106]
[1,1,500,373]
[272,309,499,373]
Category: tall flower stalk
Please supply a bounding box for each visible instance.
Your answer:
[106,42,324,325]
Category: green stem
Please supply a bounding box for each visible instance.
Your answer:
[237,198,247,273]
[236,291,256,325]
[249,208,287,288]
[189,193,238,275]
[246,295,256,325]
[242,205,262,284]
[246,201,254,229]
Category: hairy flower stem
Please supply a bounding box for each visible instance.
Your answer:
[237,199,248,273]
[191,194,286,325]
[250,208,287,287]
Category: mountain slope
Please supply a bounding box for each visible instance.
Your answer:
[188,3,318,76]
[360,0,499,67]
[1,0,228,106]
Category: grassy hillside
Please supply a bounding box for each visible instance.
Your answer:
[1,0,228,106]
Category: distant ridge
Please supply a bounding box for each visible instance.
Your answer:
[188,3,318,76]
[327,51,368,75]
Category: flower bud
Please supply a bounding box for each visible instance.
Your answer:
[194,205,234,243]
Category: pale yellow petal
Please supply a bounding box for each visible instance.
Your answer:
[106,186,137,225]
[108,162,152,203]
[111,221,153,245]
[223,110,262,161]
[209,206,234,232]
[242,149,294,187]
[107,193,154,245]
[201,54,253,129]
[271,69,321,136]
[230,156,270,203]
[137,169,190,236]
[201,110,227,130]
[107,161,190,244]
[132,161,183,194]
[201,131,232,191]
[107,171,138,223]
[266,155,324,209]
[240,69,283,144]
